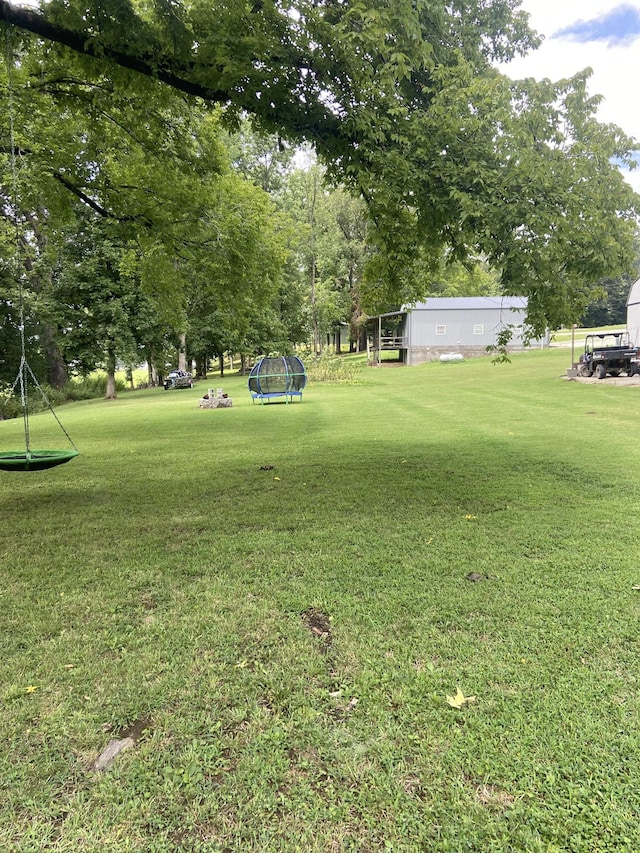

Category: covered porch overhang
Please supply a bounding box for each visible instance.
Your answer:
[366,309,409,365]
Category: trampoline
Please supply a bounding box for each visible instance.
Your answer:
[248,356,306,404]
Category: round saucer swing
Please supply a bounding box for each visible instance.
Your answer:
[0,30,78,472]
[0,355,79,472]
[0,449,78,472]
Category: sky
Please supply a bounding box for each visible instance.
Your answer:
[497,1,640,191]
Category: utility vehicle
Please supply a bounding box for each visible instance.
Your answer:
[577,332,639,379]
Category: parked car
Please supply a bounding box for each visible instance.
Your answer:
[163,370,193,390]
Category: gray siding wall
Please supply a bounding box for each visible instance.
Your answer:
[407,306,528,348]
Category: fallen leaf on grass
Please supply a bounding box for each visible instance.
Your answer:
[632,585,640,591]
[446,687,476,709]
[274,476,281,481]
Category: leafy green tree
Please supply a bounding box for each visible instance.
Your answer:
[0,164,70,388]
[313,186,369,352]
[226,125,312,352]
[580,239,640,328]
[227,121,295,196]
[2,0,638,334]
[2,39,296,380]
[279,165,369,352]
[183,170,289,372]
[1,36,232,307]
[580,278,632,329]
[48,214,161,398]
[0,287,24,386]
[423,259,500,299]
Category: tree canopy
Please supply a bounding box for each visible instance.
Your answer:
[1,0,639,335]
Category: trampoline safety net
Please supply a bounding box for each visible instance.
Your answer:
[248,356,306,402]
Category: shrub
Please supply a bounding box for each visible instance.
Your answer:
[67,374,127,399]
[302,348,361,384]
[0,374,128,419]
[0,382,64,419]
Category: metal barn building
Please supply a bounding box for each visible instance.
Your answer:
[368,296,549,366]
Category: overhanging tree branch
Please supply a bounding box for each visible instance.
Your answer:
[0,0,231,103]
[0,1,344,145]
[52,172,151,226]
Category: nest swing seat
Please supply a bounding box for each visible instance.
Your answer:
[0,359,79,473]
[0,449,78,472]
[0,34,79,473]
[248,356,306,404]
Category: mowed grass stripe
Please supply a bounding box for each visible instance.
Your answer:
[1,348,640,851]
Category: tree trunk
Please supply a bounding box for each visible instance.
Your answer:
[178,332,187,372]
[218,354,224,377]
[105,347,117,399]
[42,325,68,389]
[195,354,208,378]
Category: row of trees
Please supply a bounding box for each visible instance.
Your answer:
[1,0,639,396]
[0,65,504,394]
[0,64,369,392]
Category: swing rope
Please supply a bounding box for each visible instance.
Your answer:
[1,27,78,469]
[5,25,30,452]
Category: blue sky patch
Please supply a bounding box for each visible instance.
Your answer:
[553,4,640,45]
[612,152,640,171]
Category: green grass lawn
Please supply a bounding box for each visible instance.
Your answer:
[2,349,640,852]
[552,324,626,344]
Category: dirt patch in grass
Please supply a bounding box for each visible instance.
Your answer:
[567,375,640,386]
[474,783,516,811]
[117,717,153,741]
[301,607,332,643]
[467,779,516,812]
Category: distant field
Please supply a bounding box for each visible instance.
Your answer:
[2,347,640,852]
[552,324,626,344]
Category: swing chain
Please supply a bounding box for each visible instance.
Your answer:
[3,26,78,459]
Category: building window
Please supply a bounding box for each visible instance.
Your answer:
[435,324,446,336]
[473,324,484,335]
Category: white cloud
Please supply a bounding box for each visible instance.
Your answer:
[498,2,640,192]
